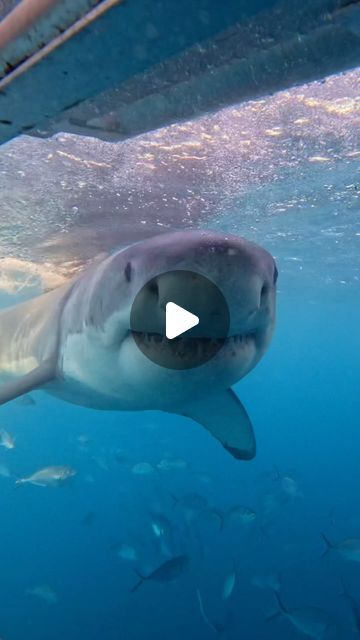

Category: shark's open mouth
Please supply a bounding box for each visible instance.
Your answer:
[132,331,255,366]
[129,269,234,369]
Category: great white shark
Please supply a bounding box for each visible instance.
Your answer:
[0,230,277,460]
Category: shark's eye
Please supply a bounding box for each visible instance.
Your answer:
[124,262,132,282]
[273,265,278,285]
[260,284,269,303]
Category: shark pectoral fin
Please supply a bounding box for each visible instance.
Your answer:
[0,358,57,406]
[182,389,256,460]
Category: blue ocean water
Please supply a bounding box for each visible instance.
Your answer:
[0,72,359,639]
[2,282,359,639]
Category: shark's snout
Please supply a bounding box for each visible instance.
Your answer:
[73,229,276,376]
[133,270,227,337]
[125,231,277,374]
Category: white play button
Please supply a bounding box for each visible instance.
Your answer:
[165,302,199,340]
[131,270,230,369]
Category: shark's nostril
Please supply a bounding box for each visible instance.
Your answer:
[148,281,159,299]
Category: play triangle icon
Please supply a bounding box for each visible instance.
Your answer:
[165,302,199,340]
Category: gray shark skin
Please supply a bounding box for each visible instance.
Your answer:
[0,230,277,460]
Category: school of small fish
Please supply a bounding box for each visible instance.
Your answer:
[1,407,360,640]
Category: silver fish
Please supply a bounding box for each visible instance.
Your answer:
[226,505,256,525]
[199,507,225,531]
[16,465,76,487]
[280,476,303,498]
[222,560,237,600]
[131,462,156,475]
[340,579,360,635]
[0,428,15,450]
[113,543,138,562]
[27,584,58,605]
[131,555,189,592]
[150,512,173,539]
[0,463,10,478]
[272,592,335,639]
[197,589,226,635]
[252,571,281,592]
[157,457,188,471]
[322,533,360,563]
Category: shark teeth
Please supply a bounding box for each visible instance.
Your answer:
[132,331,253,359]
